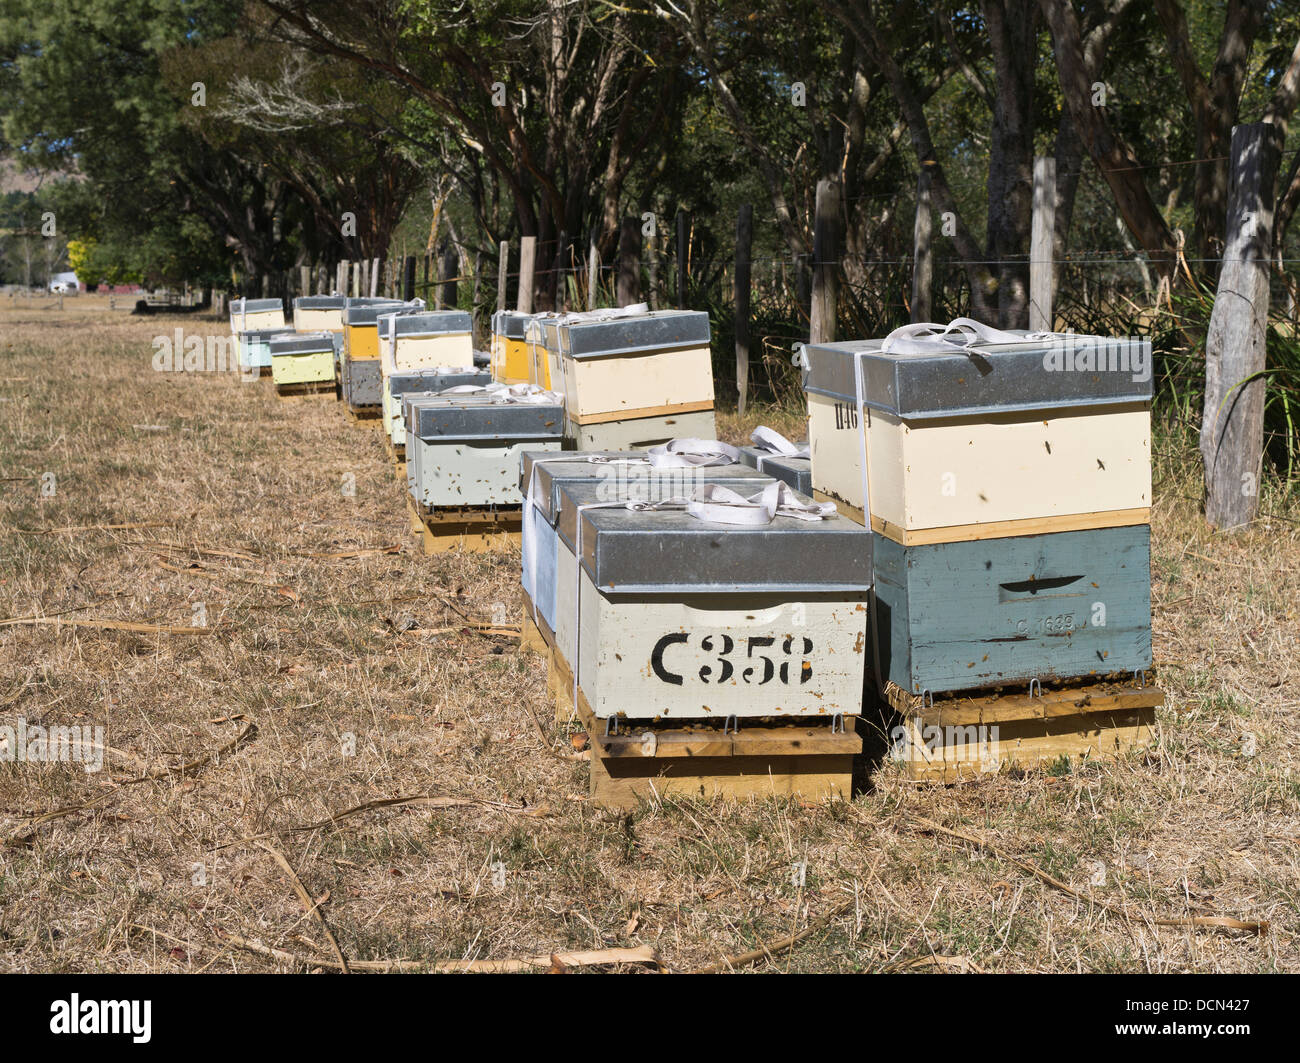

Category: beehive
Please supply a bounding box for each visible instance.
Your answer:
[293,295,346,333]
[404,390,564,509]
[491,311,534,384]
[236,327,295,373]
[549,478,870,721]
[519,453,761,646]
[229,297,285,334]
[268,331,336,386]
[541,308,715,425]
[342,300,412,409]
[385,368,490,449]
[872,524,1152,696]
[802,329,1152,544]
[380,310,474,374]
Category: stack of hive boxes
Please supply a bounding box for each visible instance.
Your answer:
[402,384,564,552]
[377,309,483,456]
[341,298,419,415]
[230,298,287,377]
[518,447,869,807]
[802,321,1159,778]
[536,307,717,449]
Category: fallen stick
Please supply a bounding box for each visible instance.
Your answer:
[0,616,212,635]
[690,901,854,974]
[259,842,350,974]
[913,816,1268,935]
[213,928,663,973]
[13,521,172,534]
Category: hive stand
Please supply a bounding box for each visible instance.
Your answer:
[409,499,523,555]
[877,674,1162,783]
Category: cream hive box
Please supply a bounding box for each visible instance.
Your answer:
[544,308,715,428]
[549,477,871,722]
[230,297,285,334]
[293,295,346,333]
[802,325,1153,545]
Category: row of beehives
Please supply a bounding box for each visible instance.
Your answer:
[229,297,1154,733]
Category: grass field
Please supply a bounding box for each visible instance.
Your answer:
[1,301,1298,973]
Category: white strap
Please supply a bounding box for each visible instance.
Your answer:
[438,381,563,405]
[554,302,650,326]
[750,426,809,459]
[880,316,1052,355]
[645,438,741,468]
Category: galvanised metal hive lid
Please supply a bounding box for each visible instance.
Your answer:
[344,300,415,326]
[553,480,870,595]
[390,369,490,397]
[238,327,297,342]
[294,295,346,310]
[230,298,283,315]
[492,310,534,339]
[803,326,1152,419]
[345,296,404,307]
[741,452,813,494]
[380,310,472,338]
[403,394,564,442]
[555,308,710,359]
[269,331,336,355]
[525,455,761,526]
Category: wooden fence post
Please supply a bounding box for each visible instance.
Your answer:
[1201,121,1284,530]
[517,236,536,314]
[441,242,459,309]
[911,167,933,322]
[735,203,753,418]
[497,240,509,313]
[676,210,689,309]
[617,216,642,306]
[403,256,416,302]
[809,178,840,344]
[1029,156,1056,331]
[369,258,380,297]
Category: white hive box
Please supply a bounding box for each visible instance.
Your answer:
[385,368,490,448]
[543,309,715,425]
[293,295,346,333]
[404,392,564,509]
[520,454,764,644]
[550,479,871,721]
[230,297,285,334]
[803,329,1153,544]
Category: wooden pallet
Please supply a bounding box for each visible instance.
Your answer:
[411,500,522,555]
[880,675,1162,783]
[519,591,549,658]
[275,380,335,400]
[346,404,382,422]
[553,645,859,809]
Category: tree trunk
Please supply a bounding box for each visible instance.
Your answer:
[1201,122,1283,530]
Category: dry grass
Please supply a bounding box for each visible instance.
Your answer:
[1,301,1297,974]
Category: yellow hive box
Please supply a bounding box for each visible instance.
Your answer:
[491,310,534,384]
[269,332,336,385]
